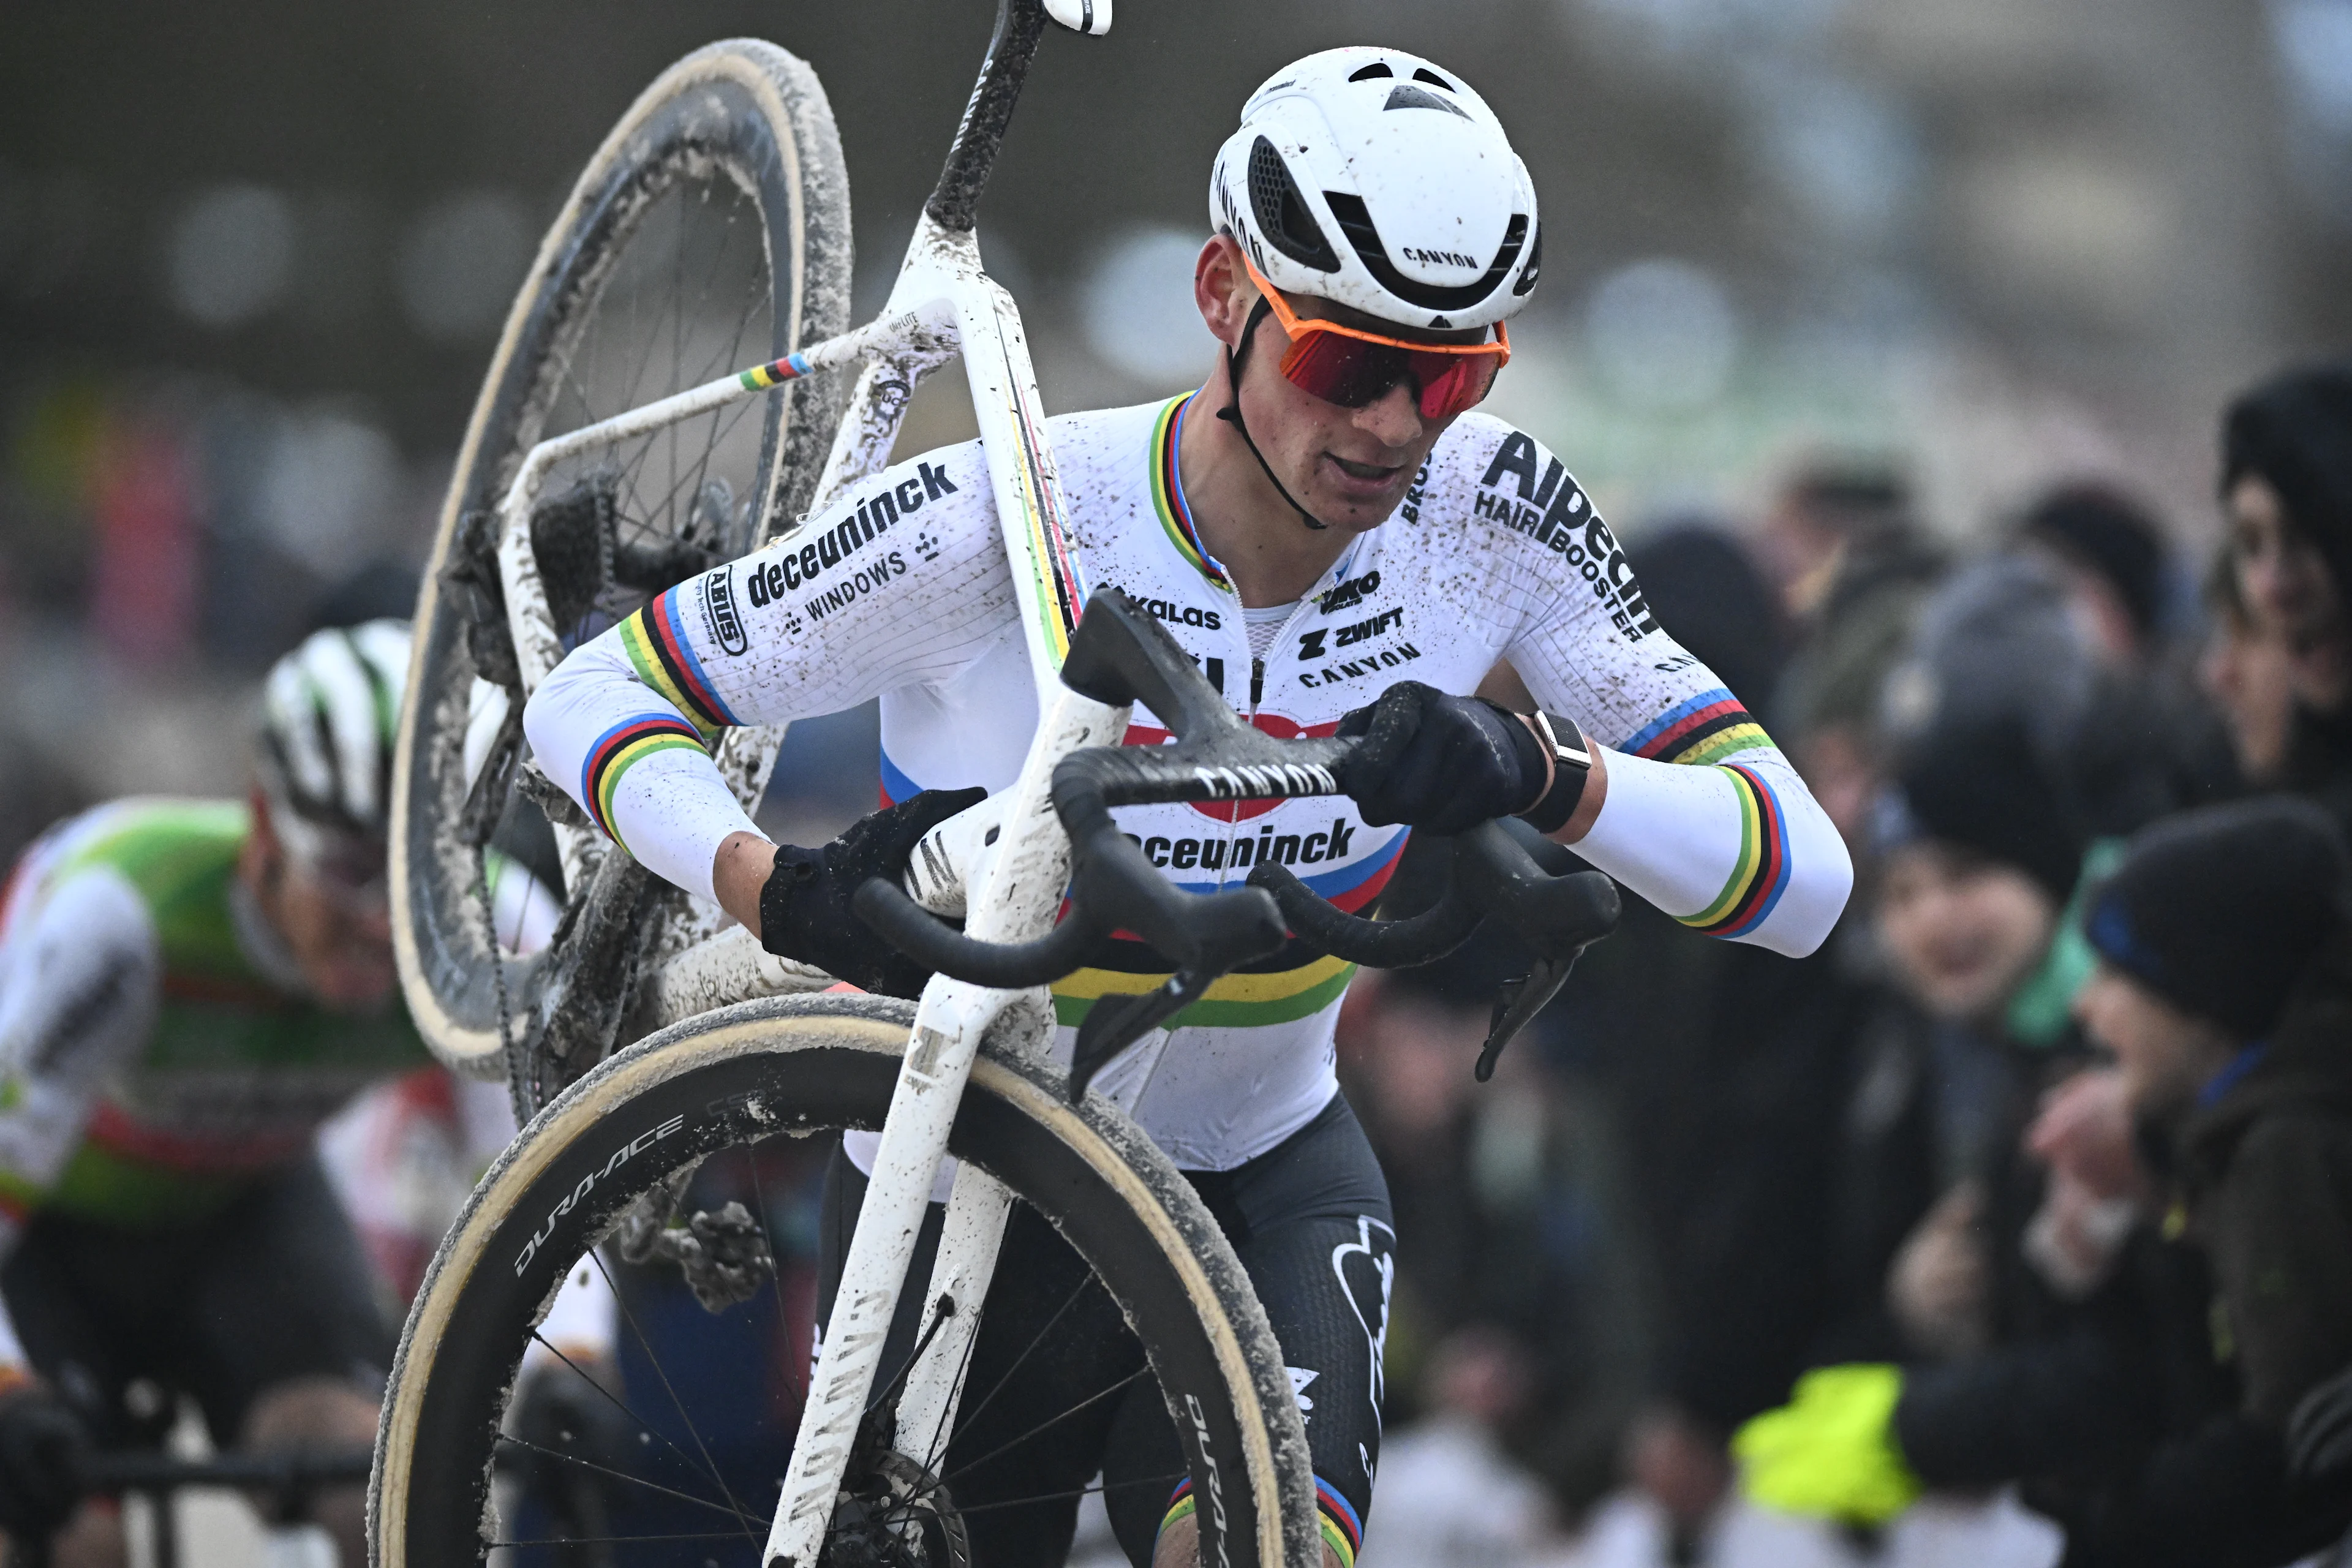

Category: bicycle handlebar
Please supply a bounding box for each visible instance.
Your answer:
[854,590,1621,1098]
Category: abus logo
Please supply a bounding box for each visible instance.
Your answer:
[704,568,747,655]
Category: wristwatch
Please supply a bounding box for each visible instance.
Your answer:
[1519,710,1593,834]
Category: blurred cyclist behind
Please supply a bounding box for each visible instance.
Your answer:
[0,620,548,1564]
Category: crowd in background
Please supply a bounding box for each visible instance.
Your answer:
[1313,360,2352,1567]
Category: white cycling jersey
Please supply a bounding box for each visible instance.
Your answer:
[525,394,1851,1170]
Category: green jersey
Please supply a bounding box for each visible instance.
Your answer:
[0,798,429,1231]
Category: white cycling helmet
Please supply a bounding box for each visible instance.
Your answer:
[257,619,411,865]
[1210,47,1540,333]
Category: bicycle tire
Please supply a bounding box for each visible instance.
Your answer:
[369,993,1318,1567]
[391,39,853,1076]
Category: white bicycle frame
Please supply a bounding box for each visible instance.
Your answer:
[493,209,1142,1565]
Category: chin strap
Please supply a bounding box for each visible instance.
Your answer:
[1215,299,1328,532]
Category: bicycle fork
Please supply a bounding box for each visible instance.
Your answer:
[761,687,1126,1568]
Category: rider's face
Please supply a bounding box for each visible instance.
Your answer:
[1196,236,1464,533]
[241,791,398,1014]
[277,864,397,1012]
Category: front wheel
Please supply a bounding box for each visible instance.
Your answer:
[370,995,1317,1567]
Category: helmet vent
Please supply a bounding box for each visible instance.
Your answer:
[1513,221,1541,296]
[1248,135,1341,273]
[1347,62,1395,81]
[1382,83,1469,119]
[1412,67,1456,90]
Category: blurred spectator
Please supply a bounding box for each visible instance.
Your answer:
[2015,484,2169,671]
[1764,463,1943,851]
[1882,486,2226,841]
[1521,523,1883,1552]
[2220,362,2352,831]
[2198,548,2299,789]
[1735,797,2352,1567]
[1843,717,2116,1393]
[1356,1328,1559,1568]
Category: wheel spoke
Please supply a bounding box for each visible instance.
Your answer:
[589,1251,764,1544]
[488,1529,747,1548]
[928,1265,1107,1469]
[913,1363,1154,1507]
[906,1469,1186,1523]
[526,1330,736,1505]
[492,1431,750,1521]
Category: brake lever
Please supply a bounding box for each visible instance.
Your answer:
[1257,818,1620,1079]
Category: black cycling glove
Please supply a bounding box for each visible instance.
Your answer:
[1335,682,1548,834]
[0,1382,89,1539]
[758,786,987,997]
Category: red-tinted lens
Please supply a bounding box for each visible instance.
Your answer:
[1407,351,1501,420]
[1278,329,1501,420]
[1278,330,1407,408]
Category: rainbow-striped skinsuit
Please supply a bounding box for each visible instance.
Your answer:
[526,394,1850,1174]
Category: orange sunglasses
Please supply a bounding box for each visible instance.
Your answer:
[1244,256,1510,420]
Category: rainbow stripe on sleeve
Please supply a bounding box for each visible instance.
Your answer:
[1679,762,1791,939]
[580,714,710,842]
[1626,688,1770,767]
[618,591,741,737]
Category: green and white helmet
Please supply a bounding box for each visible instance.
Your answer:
[256,619,410,865]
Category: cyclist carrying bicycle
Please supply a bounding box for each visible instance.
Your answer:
[527,47,1852,1568]
[0,622,550,1562]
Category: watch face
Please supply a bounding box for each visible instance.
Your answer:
[1540,711,1591,770]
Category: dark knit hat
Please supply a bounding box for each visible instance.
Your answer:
[2222,363,2352,603]
[2019,483,2166,641]
[1882,714,2086,902]
[1628,524,1787,714]
[2085,796,2351,1041]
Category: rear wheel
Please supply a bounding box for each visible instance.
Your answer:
[390,39,854,1082]
[369,995,1317,1567]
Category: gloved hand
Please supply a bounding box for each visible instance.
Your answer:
[510,1361,639,1528]
[1732,1364,1919,1526]
[0,1380,90,1539]
[1335,682,1547,834]
[759,787,988,997]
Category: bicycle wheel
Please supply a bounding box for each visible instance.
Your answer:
[393,39,853,1076]
[370,995,1318,1567]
